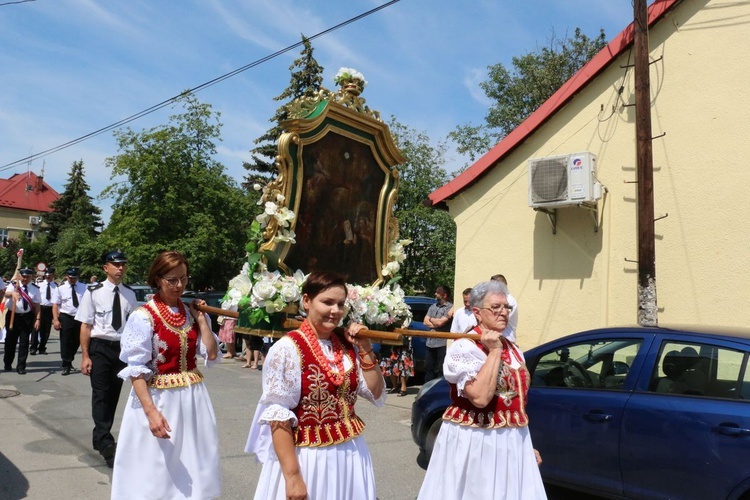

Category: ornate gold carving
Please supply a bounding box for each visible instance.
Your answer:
[285,87,381,122]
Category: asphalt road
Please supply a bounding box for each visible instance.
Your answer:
[0,332,600,499]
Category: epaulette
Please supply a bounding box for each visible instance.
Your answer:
[121,283,134,291]
[28,283,39,290]
[88,283,104,292]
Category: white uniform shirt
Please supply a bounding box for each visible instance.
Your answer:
[38,280,60,307]
[4,281,41,313]
[74,280,137,341]
[56,281,87,316]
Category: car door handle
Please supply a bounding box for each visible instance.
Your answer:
[713,424,750,437]
[583,411,612,422]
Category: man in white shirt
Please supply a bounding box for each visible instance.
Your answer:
[75,250,137,468]
[54,267,87,376]
[450,288,477,334]
[3,268,41,374]
[32,267,59,355]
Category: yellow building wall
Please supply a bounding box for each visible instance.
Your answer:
[448,0,750,350]
[0,208,40,242]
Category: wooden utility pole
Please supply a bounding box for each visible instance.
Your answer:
[634,0,658,326]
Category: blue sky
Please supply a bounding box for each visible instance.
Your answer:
[0,0,634,223]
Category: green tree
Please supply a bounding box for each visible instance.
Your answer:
[0,234,47,280]
[388,117,456,295]
[100,93,254,290]
[450,28,608,162]
[44,160,103,244]
[243,35,324,189]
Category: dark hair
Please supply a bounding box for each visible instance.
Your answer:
[490,274,508,285]
[301,271,347,300]
[436,285,452,300]
[462,287,473,296]
[147,251,189,289]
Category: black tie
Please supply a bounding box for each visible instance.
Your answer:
[22,285,30,311]
[112,286,122,331]
[72,287,79,308]
[46,284,51,300]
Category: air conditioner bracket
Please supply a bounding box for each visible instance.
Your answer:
[534,208,557,235]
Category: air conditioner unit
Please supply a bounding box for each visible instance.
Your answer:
[29,216,41,225]
[528,152,602,208]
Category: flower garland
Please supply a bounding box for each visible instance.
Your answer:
[333,67,367,92]
[300,319,346,386]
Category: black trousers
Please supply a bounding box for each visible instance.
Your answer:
[59,313,81,368]
[3,312,34,370]
[424,345,447,382]
[88,337,126,453]
[31,305,54,353]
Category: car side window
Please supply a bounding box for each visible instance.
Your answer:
[531,339,642,390]
[650,341,747,399]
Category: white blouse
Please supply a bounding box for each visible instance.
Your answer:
[443,338,524,397]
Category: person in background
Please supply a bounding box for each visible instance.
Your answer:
[243,333,265,369]
[418,280,545,499]
[450,287,476,334]
[246,271,385,500]
[380,336,414,397]
[423,285,453,382]
[111,250,221,499]
[89,275,99,285]
[3,268,41,374]
[218,303,241,360]
[32,267,59,356]
[54,267,86,376]
[490,274,519,343]
[75,250,137,468]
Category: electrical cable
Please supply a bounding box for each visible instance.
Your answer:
[0,0,401,171]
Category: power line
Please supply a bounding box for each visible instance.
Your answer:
[0,0,36,6]
[1,0,401,171]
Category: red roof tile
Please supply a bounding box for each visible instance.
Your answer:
[0,171,60,213]
[428,0,681,207]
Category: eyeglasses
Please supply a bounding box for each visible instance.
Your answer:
[479,304,513,315]
[162,276,190,288]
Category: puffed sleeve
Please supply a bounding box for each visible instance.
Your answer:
[355,346,386,406]
[443,339,488,396]
[245,337,301,463]
[196,312,220,368]
[117,308,155,380]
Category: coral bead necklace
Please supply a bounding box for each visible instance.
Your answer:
[300,320,346,386]
[154,293,187,327]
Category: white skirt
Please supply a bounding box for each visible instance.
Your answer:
[111,382,222,500]
[253,436,377,500]
[418,422,547,500]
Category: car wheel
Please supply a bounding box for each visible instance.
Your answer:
[424,417,443,464]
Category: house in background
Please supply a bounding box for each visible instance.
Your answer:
[0,171,59,246]
[429,0,750,348]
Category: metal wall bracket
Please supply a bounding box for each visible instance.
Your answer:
[534,207,557,235]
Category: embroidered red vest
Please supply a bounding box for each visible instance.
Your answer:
[442,334,531,429]
[287,330,365,447]
[142,302,204,389]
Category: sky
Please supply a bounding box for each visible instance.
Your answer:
[0,0,636,224]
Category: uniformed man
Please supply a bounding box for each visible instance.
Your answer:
[32,267,59,355]
[75,250,137,468]
[3,268,41,374]
[53,267,86,376]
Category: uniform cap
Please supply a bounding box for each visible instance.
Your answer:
[44,267,56,275]
[19,268,35,276]
[65,267,80,277]
[101,250,127,264]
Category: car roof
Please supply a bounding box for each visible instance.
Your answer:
[557,324,750,342]
[405,296,434,304]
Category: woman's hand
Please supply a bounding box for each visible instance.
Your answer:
[283,471,308,500]
[344,322,372,351]
[479,326,503,350]
[189,299,208,324]
[146,407,172,439]
[534,448,543,465]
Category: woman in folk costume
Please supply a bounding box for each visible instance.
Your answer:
[111,251,221,499]
[418,280,546,500]
[246,270,385,500]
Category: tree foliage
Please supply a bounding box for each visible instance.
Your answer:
[44,160,103,244]
[450,28,608,162]
[243,35,324,189]
[100,93,253,290]
[388,117,456,295]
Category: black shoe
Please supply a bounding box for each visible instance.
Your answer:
[397,390,407,397]
[16,368,26,375]
[29,350,37,356]
[39,350,47,355]
[61,367,71,376]
[100,443,116,459]
[4,366,11,372]
[105,455,115,468]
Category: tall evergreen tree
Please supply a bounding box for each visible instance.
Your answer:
[44,160,103,244]
[243,35,324,189]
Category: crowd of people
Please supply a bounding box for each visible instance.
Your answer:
[2,255,546,499]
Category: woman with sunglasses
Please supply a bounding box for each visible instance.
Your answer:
[418,280,546,500]
[111,251,221,499]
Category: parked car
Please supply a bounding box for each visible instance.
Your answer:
[181,290,226,334]
[372,296,434,382]
[128,284,154,307]
[411,325,750,499]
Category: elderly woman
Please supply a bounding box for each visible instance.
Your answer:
[246,270,385,500]
[418,280,546,500]
[111,251,221,499]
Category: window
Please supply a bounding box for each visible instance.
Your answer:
[650,341,748,399]
[531,339,643,390]
[0,229,8,246]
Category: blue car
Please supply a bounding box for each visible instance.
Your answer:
[373,296,433,381]
[411,325,750,499]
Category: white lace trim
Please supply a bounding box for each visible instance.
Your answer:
[443,338,524,397]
